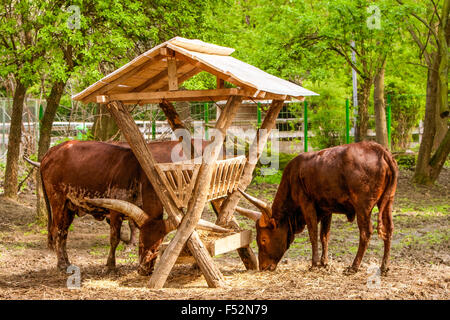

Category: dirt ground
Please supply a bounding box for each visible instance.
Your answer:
[0,169,448,300]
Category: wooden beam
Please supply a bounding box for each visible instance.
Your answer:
[216,100,285,227]
[160,67,202,91]
[106,100,226,288]
[167,57,178,91]
[82,54,164,103]
[131,61,187,92]
[148,95,243,289]
[97,88,243,103]
[217,77,225,89]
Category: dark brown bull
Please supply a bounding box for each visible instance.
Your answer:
[239,141,398,275]
[38,139,220,275]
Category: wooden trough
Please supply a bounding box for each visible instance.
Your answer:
[155,155,246,209]
[72,37,317,289]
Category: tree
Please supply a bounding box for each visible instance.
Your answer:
[32,0,214,220]
[0,0,45,199]
[374,58,389,148]
[397,0,449,185]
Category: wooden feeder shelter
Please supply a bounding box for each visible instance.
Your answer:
[72,37,318,289]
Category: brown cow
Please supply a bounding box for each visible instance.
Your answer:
[38,139,216,275]
[239,141,398,275]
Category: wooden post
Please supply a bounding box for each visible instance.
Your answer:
[216,100,285,227]
[105,100,225,288]
[148,95,243,289]
[167,57,178,91]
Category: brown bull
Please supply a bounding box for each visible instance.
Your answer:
[239,141,398,274]
[39,139,220,275]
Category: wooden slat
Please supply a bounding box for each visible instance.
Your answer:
[82,54,164,103]
[97,88,243,103]
[208,230,252,256]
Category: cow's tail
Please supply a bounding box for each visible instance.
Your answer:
[40,171,54,249]
[377,149,398,241]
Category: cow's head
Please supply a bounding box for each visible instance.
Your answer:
[238,189,294,271]
[83,198,176,276]
[137,218,175,276]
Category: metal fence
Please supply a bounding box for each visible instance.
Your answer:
[0,95,426,160]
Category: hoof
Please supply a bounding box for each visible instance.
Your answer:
[57,263,70,272]
[308,265,320,272]
[343,266,358,275]
[380,267,390,277]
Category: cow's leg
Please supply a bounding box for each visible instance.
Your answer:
[106,210,123,272]
[128,219,138,247]
[379,199,394,275]
[301,202,320,268]
[320,214,332,267]
[52,206,75,271]
[345,208,373,274]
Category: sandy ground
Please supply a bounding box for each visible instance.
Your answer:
[0,169,448,300]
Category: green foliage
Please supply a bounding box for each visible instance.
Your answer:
[394,153,416,170]
[386,80,425,151]
[253,153,297,185]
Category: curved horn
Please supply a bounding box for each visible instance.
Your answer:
[85,198,232,233]
[164,217,231,234]
[235,206,261,221]
[237,188,272,217]
[23,156,40,168]
[84,198,149,227]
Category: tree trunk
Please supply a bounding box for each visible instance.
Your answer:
[374,60,389,148]
[35,80,66,223]
[437,0,449,118]
[413,52,449,185]
[3,80,27,199]
[92,103,119,141]
[355,78,372,142]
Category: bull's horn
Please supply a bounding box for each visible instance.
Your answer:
[84,198,149,227]
[85,198,232,233]
[164,218,231,234]
[237,188,272,217]
[235,206,261,221]
[23,156,40,168]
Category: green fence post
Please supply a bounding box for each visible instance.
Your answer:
[204,103,209,140]
[257,102,262,128]
[304,100,308,152]
[152,109,156,140]
[387,94,391,149]
[345,98,350,144]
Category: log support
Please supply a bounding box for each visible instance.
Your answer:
[216,100,285,227]
[148,95,243,288]
[106,100,225,289]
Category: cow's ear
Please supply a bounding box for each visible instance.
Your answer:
[258,216,277,230]
[258,214,270,228]
[268,218,277,229]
